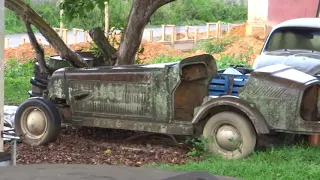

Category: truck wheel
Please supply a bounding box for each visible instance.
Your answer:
[14,97,61,146]
[203,111,256,160]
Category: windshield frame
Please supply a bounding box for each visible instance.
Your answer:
[263,26,320,53]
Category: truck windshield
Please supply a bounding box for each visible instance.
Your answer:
[265,27,320,52]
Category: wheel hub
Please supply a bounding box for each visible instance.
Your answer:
[26,109,46,136]
[216,125,241,151]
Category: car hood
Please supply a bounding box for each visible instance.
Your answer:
[253,51,320,75]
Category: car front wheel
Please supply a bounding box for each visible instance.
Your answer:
[203,111,257,160]
[14,97,61,146]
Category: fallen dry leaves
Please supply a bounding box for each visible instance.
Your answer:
[5,125,198,166]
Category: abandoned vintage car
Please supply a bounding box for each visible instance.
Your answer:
[14,54,320,160]
[253,18,320,77]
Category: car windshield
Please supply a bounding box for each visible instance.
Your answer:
[265,27,320,52]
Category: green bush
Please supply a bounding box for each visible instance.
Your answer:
[5,0,247,34]
[217,53,251,69]
[4,60,34,105]
[150,55,184,64]
[151,0,247,26]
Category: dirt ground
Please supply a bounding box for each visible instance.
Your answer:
[5,125,199,166]
[4,24,265,65]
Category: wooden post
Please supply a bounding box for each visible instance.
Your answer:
[84,30,88,42]
[63,29,68,44]
[216,21,222,38]
[20,37,26,45]
[171,29,174,47]
[194,28,199,46]
[148,30,153,42]
[59,0,64,37]
[104,1,109,35]
[73,28,77,44]
[4,38,9,48]
[161,24,166,41]
[206,23,210,38]
[0,0,4,152]
[227,23,231,33]
[173,25,177,41]
[263,24,268,39]
[185,26,189,39]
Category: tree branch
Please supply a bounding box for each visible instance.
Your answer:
[22,19,48,73]
[5,0,88,68]
[88,27,117,66]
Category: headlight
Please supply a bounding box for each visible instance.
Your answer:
[300,85,319,122]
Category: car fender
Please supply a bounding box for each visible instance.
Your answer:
[192,96,270,134]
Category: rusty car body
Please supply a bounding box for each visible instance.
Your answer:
[14,54,320,160]
[253,18,320,78]
[48,54,216,135]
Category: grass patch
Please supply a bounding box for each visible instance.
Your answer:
[149,145,320,180]
[4,59,34,105]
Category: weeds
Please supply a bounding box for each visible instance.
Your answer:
[4,59,34,105]
[149,55,183,64]
[196,36,238,54]
[217,53,251,69]
[185,136,213,157]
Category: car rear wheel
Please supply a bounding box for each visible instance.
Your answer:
[203,111,257,160]
[14,97,61,146]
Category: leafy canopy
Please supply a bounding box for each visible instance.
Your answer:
[59,0,109,22]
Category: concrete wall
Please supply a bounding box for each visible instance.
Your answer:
[247,0,268,24]
[268,0,319,27]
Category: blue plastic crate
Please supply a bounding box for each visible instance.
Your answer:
[209,73,249,97]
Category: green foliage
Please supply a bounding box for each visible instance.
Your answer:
[5,0,247,34]
[150,145,320,180]
[185,136,213,157]
[151,0,247,25]
[4,60,34,105]
[196,36,238,54]
[149,55,183,64]
[217,54,251,69]
[59,0,106,22]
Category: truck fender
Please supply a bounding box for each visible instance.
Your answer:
[192,96,270,134]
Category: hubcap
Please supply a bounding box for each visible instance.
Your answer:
[21,107,47,138]
[216,125,241,151]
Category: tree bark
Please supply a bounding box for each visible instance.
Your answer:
[116,0,176,65]
[88,27,117,66]
[5,0,88,68]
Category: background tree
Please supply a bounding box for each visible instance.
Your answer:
[5,0,176,73]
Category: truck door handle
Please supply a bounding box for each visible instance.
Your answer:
[73,91,91,101]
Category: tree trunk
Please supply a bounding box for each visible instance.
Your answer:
[5,0,88,68]
[116,0,175,65]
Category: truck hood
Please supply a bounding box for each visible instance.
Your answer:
[252,51,320,75]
